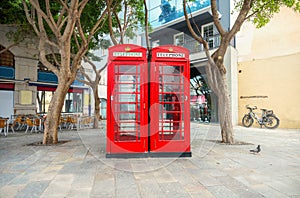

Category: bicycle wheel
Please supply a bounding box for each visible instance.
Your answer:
[242,114,254,127]
[263,115,280,129]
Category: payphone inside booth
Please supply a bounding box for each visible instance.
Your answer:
[106,44,148,157]
[150,45,191,157]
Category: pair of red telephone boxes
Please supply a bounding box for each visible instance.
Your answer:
[106,44,191,157]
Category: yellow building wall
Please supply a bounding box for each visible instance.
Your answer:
[238,53,300,128]
[237,7,300,129]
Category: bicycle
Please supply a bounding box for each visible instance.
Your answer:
[242,105,280,129]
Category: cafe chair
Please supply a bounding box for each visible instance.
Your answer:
[0,119,8,136]
[25,118,39,133]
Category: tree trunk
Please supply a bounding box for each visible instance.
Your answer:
[93,86,101,128]
[43,79,72,144]
[218,73,234,144]
[205,59,234,144]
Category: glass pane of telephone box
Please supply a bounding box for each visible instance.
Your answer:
[113,64,142,142]
[157,64,185,141]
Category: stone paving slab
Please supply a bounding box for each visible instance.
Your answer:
[0,123,300,197]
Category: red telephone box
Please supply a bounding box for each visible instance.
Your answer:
[150,45,191,156]
[106,44,148,156]
[106,44,191,158]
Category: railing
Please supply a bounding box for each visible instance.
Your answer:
[184,34,221,54]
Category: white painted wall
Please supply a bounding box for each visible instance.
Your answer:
[0,91,14,118]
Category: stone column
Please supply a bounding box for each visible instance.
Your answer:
[14,56,39,115]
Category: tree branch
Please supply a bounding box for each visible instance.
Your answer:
[88,6,108,38]
[183,0,222,92]
[245,1,269,21]
[76,70,93,87]
[83,57,106,80]
[113,11,123,43]
[29,0,58,37]
[73,31,80,49]
[122,2,128,43]
[143,0,150,51]
[58,17,69,33]
[183,0,207,49]
[107,0,118,45]
[228,0,252,40]
[71,8,108,75]
[78,66,93,84]
[22,0,40,36]
[61,0,78,42]
[211,0,226,36]
[50,49,61,68]
[75,19,87,47]
[58,0,68,10]
[45,39,59,49]
[78,0,89,16]
[45,0,59,36]
[57,0,68,29]
[78,0,89,9]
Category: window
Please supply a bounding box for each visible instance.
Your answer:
[0,45,14,67]
[202,23,218,49]
[36,91,83,113]
[174,33,184,46]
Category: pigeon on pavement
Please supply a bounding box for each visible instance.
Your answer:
[250,145,261,154]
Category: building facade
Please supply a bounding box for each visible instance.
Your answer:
[0,25,90,118]
[146,0,239,125]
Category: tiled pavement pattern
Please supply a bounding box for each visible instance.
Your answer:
[0,123,299,197]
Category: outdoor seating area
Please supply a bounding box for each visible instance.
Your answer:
[58,114,95,131]
[0,114,95,137]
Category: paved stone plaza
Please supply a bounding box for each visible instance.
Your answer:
[0,123,299,197]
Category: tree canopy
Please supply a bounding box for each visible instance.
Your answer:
[0,0,110,54]
[233,0,300,28]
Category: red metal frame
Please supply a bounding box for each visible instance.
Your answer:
[106,44,148,154]
[150,45,190,153]
[106,44,190,157]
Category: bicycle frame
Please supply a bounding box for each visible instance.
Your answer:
[247,106,263,125]
[243,105,279,129]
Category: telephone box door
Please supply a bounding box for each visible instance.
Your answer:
[107,45,148,155]
[150,46,191,154]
